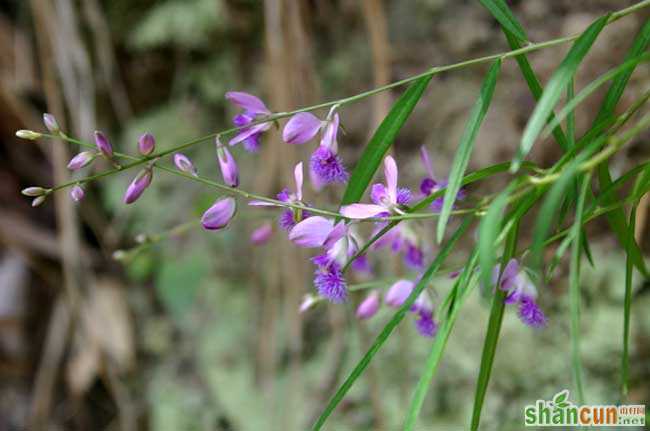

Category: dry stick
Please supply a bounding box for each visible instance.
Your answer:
[29,0,84,429]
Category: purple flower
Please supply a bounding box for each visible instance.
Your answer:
[289,216,337,248]
[414,309,438,337]
[310,146,349,185]
[404,241,424,270]
[419,146,465,211]
[283,112,322,145]
[216,138,239,187]
[250,222,273,245]
[67,151,96,171]
[340,155,410,219]
[226,91,272,152]
[314,261,347,303]
[123,168,153,204]
[201,197,237,230]
[138,133,156,156]
[70,185,84,202]
[94,131,113,159]
[385,280,415,308]
[356,291,380,320]
[250,162,311,230]
[173,153,197,176]
[43,113,60,133]
[493,258,547,328]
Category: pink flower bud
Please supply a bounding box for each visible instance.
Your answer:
[201,197,236,230]
[21,187,47,197]
[250,223,273,245]
[43,113,60,133]
[70,185,85,202]
[123,169,153,204]
[385,280,414,308]
[94,131,113,159]
[356,291,380,320]
[216,142,239,187]
[138,133,156,156]
[31,195,47,207]
[299,295,318,313]
[173,153,197,176]
[67,151,96,171]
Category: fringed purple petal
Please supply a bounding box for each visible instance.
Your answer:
[309,146,349,185]
[518,297,547,328]
[314,262,347,303]
[414,309,438,337]
[403,242,424,270]
[396,187,412,206]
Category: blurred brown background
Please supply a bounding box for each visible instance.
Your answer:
[0,1,649,430]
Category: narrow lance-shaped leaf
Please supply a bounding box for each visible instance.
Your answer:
[478,183,515,291]
[311,216,473,431]
[478,0,528,43]
[437,59,501,242]
[339,76,432,208]
[404,252,479,430]
[568,172,592,404]
[487,0,570,151]
[471,217,522,431]
[593,20,650,278]
[512,14,609,172]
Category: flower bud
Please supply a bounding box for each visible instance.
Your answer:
[21,186,47,197]
[216,140,239,187]
[138,133,156,156]
[201,197,236,230]
[67,151,96,171]
[31,195,47,207]
[173,153,197,176]
[112,250,127,261]
[43,113,60,133]
[16,130,42,140]
[356,291,380,320]
[299,294,318,313]
[385,280,415,308]
[94,131,113,159]
[123,168,153,204]
[70,185,85,202]
[250,222,273,245]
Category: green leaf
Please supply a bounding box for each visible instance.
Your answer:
[568,172,592,404]
[554,390,569,405]
[404,252,479,430]
[621,202,636,399]
[470,219,521,431]
[543,53,650,137]
[478,183,515,291]
[478,0,528,43]
[437,59,501,242]
[311,216,473,431]
[593,20,650,278]
[339,76,432,207]
[512,14,609,172]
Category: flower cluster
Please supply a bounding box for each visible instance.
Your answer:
[17,91,545,344]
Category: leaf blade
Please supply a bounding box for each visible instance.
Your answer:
[437,59,501,242]
[339,76,432,207]
[512,14,610,172]
[478,0,528,43]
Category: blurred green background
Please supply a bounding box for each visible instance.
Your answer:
[0,1,648,430]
